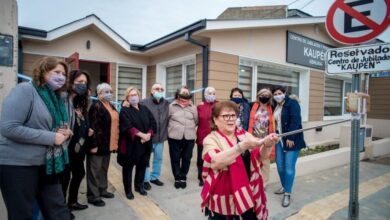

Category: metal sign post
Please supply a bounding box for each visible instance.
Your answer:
[349,73,361,220]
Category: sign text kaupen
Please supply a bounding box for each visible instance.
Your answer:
[326,43,390,74]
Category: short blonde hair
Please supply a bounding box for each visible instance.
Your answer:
[124,87,141,100]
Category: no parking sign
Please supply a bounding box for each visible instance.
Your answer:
[326,0,390,44]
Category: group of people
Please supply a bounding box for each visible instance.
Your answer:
[0,56,306,220]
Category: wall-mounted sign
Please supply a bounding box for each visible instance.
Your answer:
[286,31,332,70]
[326,43,390,74]
[370,71,390,78]
[0,34,13,67]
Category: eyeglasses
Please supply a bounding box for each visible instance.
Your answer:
[219,114,237,121]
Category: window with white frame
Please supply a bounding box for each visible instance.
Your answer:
[165,63,195,99]
[118,66,143,100]
[239,65,253,100]
[186,64,195,95]
[324,77,352,116]
[166,65,182,98]
[257,65,300,96]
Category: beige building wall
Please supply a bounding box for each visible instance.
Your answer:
[22,26,149,65]
[309,69,325,121]
[149,45,200,65]
[195,53,203,104]
[147,65,156,93]
[110,62,117,100]
[208,51,239,101]
[368,77,390,120]
[203,25,338,65]
[368,76,390,138]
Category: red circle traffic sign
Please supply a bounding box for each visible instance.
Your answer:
[326,0,390,44]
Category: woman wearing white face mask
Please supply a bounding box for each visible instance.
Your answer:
[86,83,118,207]
[0,57,72,219]
[271,85,306,208]
[196,87,217,186]
[117,87,156,200]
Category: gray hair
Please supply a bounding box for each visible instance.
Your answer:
[96,83,112,94]
[204,86,216,95]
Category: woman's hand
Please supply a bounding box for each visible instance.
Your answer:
[88,128,94,137]
[286,139,295,148]
[239,135,264,150]
[54,132,66,145]
[90,147,98,153]
[122,100,130,107]
[144,133,151,142]
[264,133,279,148]
[57,128,73,140]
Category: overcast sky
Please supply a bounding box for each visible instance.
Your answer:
[17,0,389,44]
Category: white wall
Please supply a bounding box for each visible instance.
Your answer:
[367,118,390,138]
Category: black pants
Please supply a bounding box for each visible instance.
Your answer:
[122,160,147,194]
[86,154,110,201]
[197,144,204,182]
[62,151,86,204]
[208,208,257,220]
[0,165,71,220]
[168,138,195,181]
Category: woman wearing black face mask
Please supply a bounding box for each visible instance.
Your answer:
[229,87,250,131]
[247,88,276,187]
[61,70,92,216]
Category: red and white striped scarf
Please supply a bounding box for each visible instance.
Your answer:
[200,130,268,219]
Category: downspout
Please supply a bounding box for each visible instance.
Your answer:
[184,32,208,101]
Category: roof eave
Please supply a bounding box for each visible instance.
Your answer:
[132,19,207,52]
[205,16,326,31]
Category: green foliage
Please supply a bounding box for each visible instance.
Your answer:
[270,144,340,163]
[299,144,339,157]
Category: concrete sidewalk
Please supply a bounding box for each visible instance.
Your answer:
[1,150,389,220]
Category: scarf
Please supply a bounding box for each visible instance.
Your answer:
[200,130,268,219]
[177,98,190,107]
[34,84,69,175]
[248,103,276,160]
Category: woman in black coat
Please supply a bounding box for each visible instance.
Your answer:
[118,87,156,200]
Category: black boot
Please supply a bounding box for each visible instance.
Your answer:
[135,186,147,196]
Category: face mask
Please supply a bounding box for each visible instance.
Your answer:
[178,93,192,100]
[205,95,216,103]
[153,92,164,100]
[129,96,139,106]
[73,84,87,95]
[259,96,270,104]
[231,97,243,104]
[47,73,66,90]
[273,94,285,103]
[103,93,112,102]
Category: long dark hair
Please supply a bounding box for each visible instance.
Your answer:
[67,69,91,117]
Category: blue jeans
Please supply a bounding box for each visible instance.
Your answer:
[144,142,164,181]
[275,141,300,193]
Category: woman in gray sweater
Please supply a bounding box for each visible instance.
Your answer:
[0,57,72,220]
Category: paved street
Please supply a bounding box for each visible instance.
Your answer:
[1,147,389,220]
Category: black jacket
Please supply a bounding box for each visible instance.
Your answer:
[279,95,307,151]
[88,100,117,155]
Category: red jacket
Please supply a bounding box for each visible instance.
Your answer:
[196,101,216,146]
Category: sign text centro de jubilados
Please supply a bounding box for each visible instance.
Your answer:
[326,43,390,74]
